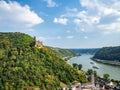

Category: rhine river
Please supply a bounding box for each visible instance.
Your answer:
[69,54,120,80]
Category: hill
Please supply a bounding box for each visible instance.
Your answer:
[93,46,120,61]
[48,47,76,60]
[69,48,100,55]
[0,32,87,90]
[0,32,34,48]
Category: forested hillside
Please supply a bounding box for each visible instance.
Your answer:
[48,47,76,59]
[93,46,120,61]
[0,32,34,48]
[0,32,87,90]
[70,48,100,55]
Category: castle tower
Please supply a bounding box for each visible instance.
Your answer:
[33,36,43,48]
[34,36,36,42]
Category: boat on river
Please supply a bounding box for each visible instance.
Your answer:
[90,61,94,64]
[92,65,99,69]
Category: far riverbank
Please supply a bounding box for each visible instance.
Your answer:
[92,58,120,66]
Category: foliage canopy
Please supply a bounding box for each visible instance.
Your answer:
[0,32,87,90]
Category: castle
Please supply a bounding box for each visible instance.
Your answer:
[34,36,43,48]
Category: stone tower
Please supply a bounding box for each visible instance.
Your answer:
[91,73,95,90]
[91,73,94,84]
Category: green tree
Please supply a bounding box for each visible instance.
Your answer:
[72,63,78,69]
[87,69,93,75]
[93,70,97,77]
[103,73,110,79]
[78,64,82,70]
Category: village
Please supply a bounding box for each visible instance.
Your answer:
[61,73,120,90]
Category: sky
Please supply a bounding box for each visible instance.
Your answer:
[0,0,120,48]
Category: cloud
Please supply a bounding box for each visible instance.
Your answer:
[73,18,82,25]
[79,0,120,17]
[98,22,120,32]
[84,36,88,39]
[53,17,68,25]
[76,10,100,25]
[81,28,85,32]
[58,0,120,34]
[0,1,44,28]
[118,18,120,21]
[44,0,58,7]
[112,1,120,10]
[75,0,120,33]
[80,0,95,8]
[61,8,78,18]
[66,36,74,39]
[74,16,100,25]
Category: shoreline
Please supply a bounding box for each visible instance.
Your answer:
[91,58,120,66]
[65,56,78,62]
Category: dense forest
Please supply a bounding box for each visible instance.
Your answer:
[0,32,87,90]
[69,48,100,55]
[93,46,120,61]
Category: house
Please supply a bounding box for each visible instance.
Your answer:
[114,84,120,90]
[69,83,81,90]
[82,82,95,90]
[69,73,95,90]
[95,77,117,90]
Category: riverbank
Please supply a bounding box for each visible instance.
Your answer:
[63,56,74,61]
[91,58,120,66]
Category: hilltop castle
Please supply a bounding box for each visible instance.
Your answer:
[34,36,43,48]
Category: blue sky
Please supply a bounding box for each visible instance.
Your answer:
[0,0,120,48]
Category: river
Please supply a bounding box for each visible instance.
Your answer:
[68,54,120,80]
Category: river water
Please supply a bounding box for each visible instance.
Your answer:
[69,54,120,80]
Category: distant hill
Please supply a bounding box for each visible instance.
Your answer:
[69,48,100,55]
[93,46,120,61]
[48,47,76,59]
[0,32,87,90]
